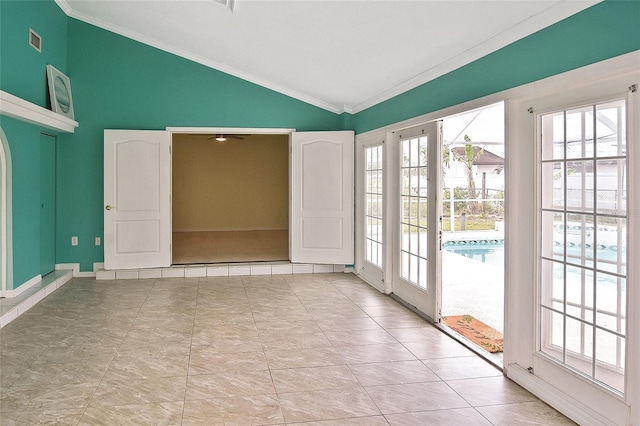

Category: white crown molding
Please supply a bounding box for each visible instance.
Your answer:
[55,0,599,115]
[167,126,295,134]
[54,0,72,15]
[0,90,79,133]
[350,0,601,114]
[356,50,639,139]
[62,8,344,114]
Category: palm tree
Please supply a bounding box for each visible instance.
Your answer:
[452,135,484,214]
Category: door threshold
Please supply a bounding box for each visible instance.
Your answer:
[435,322,504,370]
[389,293,504,371]
[96,261,350,280]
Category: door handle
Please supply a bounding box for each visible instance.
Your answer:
[105,205,113,211]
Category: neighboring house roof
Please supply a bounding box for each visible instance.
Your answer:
[452,147,504,166]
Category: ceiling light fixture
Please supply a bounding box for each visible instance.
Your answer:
[215,135,227,142]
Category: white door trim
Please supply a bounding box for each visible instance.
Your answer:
[166,127,296,135]
[0,127,13,294]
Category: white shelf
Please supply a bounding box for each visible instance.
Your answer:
[0,90,78,133]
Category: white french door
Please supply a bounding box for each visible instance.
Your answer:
[104,130,172,270]
[355,136,386,291]
[391,121,442,322]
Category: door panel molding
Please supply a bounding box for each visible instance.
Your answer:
[104,130,171,270]
[291,131,354,265]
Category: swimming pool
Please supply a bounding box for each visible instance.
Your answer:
[443,239,623,273]
[443,240,504,268]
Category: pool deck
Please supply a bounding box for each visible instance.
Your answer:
[441,230,505,335]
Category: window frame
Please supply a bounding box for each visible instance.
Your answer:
[536,95,628,396]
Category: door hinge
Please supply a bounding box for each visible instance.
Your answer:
[527,366,534,374]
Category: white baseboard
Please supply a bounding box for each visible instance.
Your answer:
[55,263,96,277]
[0,270,73,328]
[507,363,624,425]
[0,274,42,298]
[97,262,349,280]
[55,263,79,275]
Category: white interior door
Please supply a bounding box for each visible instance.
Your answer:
[290,131,354,264]
[104,130,171,270]
[391,121,442,322]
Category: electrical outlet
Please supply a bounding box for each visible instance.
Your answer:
[95,237,101,246]
[71,236,78,246]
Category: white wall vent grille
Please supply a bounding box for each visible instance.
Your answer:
[29,28,42,52]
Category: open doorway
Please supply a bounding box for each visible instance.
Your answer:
[440,102,506,358]
[171,133,289,264]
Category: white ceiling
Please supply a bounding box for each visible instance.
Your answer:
[56,0,599,114]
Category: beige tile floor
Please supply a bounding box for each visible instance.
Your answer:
[0,273,575,425]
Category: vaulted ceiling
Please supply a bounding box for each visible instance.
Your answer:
[55,0,599,114]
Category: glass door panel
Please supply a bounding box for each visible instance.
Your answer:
[392,122,441,321]
[357,137,385,290]
[365,144,384,268]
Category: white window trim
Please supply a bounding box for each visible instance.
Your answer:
[535,95,628,386]
[507,61,639,425]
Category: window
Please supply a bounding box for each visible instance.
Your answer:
[539,99,627,394]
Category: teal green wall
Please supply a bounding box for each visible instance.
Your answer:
[0,117,43,287]
[56,19,344,271]
[1,0,638,277]
[0,0,67,288]
[352,0,640,133]
[0,0,68,107]
[40,133,57,276]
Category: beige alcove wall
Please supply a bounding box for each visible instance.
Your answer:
[172,133,289,232]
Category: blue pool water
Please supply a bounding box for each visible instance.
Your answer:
[443,240,623,273]
[443,241,504,268]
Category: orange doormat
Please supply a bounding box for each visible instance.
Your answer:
[443,315,504,353]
